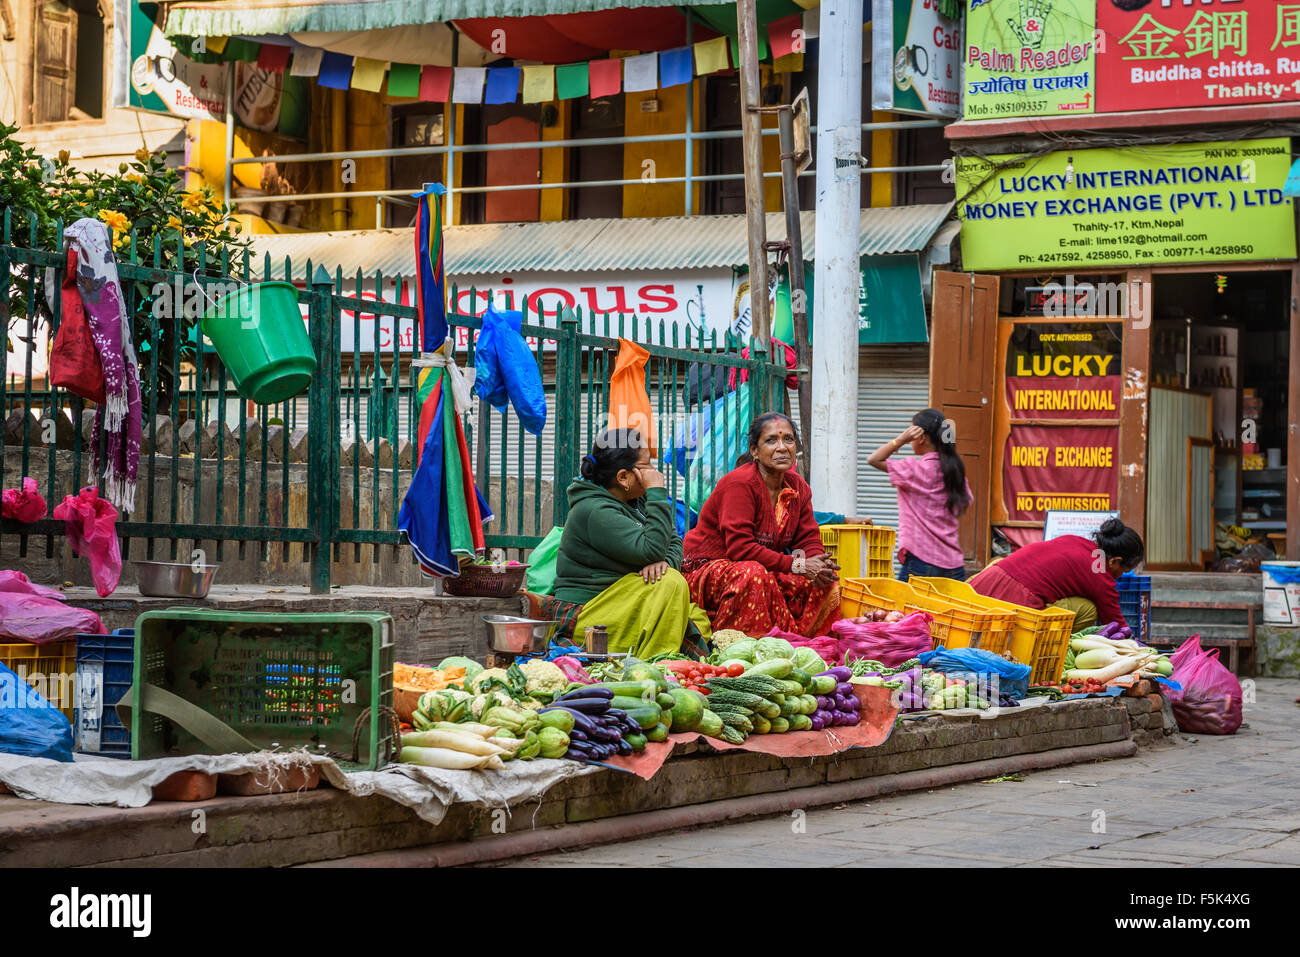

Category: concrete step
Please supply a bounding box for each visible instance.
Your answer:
[1149,622,1253,642]
[1148,572,1262,592]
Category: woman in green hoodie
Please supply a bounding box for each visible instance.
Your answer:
[552,428,712,658]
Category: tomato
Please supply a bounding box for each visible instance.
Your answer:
[726,663,745,677]
[699,687,710,695]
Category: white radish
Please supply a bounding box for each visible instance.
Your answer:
[399,746,497,770]
[400,731,508,756]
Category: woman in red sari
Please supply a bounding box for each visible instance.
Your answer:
[682,413,841,638]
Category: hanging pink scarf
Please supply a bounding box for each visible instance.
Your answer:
[61,219,142,512]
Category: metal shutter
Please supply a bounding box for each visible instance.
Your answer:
[855,345,930,527]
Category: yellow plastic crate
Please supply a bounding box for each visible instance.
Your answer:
[900,579,1016,656]
[909,577,1074,684]
[0,640,77,720]
[839,577,1003,653]
[820,525,896,579]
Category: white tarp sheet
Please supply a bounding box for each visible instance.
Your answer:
[0,750,601,826]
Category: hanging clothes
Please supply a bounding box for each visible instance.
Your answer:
[49,247,106,404]
[607,337,655,453]
[473,304,547,435]
[413,183,449,352]
[61,219,142,513]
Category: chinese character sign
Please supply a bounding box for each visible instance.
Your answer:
[964,0,1098,118]
[1098,0,1300,111]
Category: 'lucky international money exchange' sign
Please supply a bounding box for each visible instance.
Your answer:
[955,138,1296,270]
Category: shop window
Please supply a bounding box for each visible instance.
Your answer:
[387,105,445,227]
[33,0,104,124]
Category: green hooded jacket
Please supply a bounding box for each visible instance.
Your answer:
[553,480,683,605]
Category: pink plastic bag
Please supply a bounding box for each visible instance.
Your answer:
[0,579,103,644]
[1167,634,1243,735]
[1,477,47,523]
[793,611,933,668]
[0,570,67,601]
[52,487,122,597]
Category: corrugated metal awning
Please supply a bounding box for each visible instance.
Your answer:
[249,204,956,278]
[164,0,737,38]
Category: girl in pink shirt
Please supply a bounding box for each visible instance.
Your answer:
[867,408,972,582]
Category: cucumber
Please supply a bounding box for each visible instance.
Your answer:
[788,669,812,688]
[625,733,647,751]
[746,658,793,679]
[779,680,804,696]
[622,705,663,730]
[656,692,676,711]
[779,698,796,717]
[753,700,781,720]
[788,714,812,732]
[769,716,790,733]
[645,723,669,743]
[611,695,660,715]
[592,680,659,701]
[750,713,771,734]
[808,675,837,695]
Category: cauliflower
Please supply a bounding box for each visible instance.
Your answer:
[470,689,514,719]
[519,658,567,696]
[470,667,511,694]
[712,629,749,651]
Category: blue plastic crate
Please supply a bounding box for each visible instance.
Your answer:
[1116,574,1151,645]
[74,629,134,758]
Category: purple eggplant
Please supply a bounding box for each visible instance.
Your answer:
[549,708,598,736]
[809,713,826,731]
[817,666,853,682]
[552,697,610,714]
[841,695,860,711]
[835,682,854,697]
[569,729,588,742]
[562,686,613,700]
[815,695,831,711]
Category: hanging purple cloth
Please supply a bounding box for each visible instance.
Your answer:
[62,219,142,513]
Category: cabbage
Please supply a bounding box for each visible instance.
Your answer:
[723,637,758,662]
[790,646,828,675]
[754,636,795,662]
[437,655,484,680]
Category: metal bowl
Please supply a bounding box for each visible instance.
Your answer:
[133,561,220,598]
[482,614,558,655]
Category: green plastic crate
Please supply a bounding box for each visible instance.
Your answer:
[130,609,395,770]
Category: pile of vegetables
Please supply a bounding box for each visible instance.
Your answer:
[919,670,990,711]
[1063,628,1171,685]
[540,685,673,760]
[399,708,573,769]
[664,659,744,694]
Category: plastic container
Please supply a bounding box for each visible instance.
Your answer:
[1116,572,1152,643]
[1261,561,1300,626]
[74,629,135,757]
[819,525,896,579]
[131,609,395,770]
[910,577,1074,685]
[0,640,77,719]
[202,280,316,404]
[839,577,1005,653]
[904,579,1016,655]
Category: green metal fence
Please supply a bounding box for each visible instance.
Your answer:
[1,216,790,592]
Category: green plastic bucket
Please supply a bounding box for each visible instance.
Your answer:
[201,281,316,404]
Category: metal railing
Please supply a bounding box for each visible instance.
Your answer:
[1,215,788,591]
[225,119,947,224]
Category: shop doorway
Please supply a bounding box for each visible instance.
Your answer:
[1147,271,1291,569]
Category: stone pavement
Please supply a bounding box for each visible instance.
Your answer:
[495,677,1300,868]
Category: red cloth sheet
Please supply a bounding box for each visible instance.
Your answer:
[602,684,900,780]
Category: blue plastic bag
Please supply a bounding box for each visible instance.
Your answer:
[918,647,1033,700]
[474,305,547,435]
[0,662,74,761]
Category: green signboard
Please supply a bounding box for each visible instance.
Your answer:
[955,138,1296,270]
[963,0,1096,120]
[119,1,229,119]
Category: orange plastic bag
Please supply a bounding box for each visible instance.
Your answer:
[606,338,655,454]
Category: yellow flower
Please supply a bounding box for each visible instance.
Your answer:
[126,173,145,185]
[57,149,70,164]
[165,215,183,232]
[135,147,152,163]
[181,190,207,212]
[98,209,129,233]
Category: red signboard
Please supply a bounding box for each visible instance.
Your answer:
[1097,0,1300,112]
[1002,424,1120,521]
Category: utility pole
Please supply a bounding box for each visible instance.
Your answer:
[811,0,862,516]
[737,0,770,349]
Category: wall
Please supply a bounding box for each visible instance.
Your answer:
[4,1,185,172]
